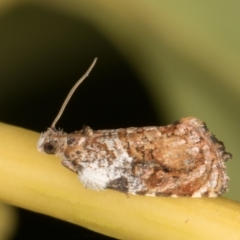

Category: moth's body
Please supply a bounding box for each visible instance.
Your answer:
[38,117,231,197]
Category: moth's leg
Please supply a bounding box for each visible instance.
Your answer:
[62,160,78,173]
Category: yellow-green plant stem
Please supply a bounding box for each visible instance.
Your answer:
[0,122,240,240]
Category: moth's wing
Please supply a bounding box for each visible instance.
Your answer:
[126,117,231,197]
[62,133,132,191]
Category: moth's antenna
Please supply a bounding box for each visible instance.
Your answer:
[51,58,97,129]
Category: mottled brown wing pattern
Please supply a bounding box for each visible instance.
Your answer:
[123,117,230,197]
[38,117,231,197]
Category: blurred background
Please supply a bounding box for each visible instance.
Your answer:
[0,1,239,239]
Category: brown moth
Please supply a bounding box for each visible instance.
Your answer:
[37,58,231,197]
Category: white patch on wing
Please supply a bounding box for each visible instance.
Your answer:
[78,167,108,190]
[77,136,136,191]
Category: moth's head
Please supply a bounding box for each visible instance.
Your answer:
[37,58,97,156]
[37,128,65,155]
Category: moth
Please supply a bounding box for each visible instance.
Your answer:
[37,58,231,197]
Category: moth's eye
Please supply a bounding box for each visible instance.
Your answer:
[43,141,57,154]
